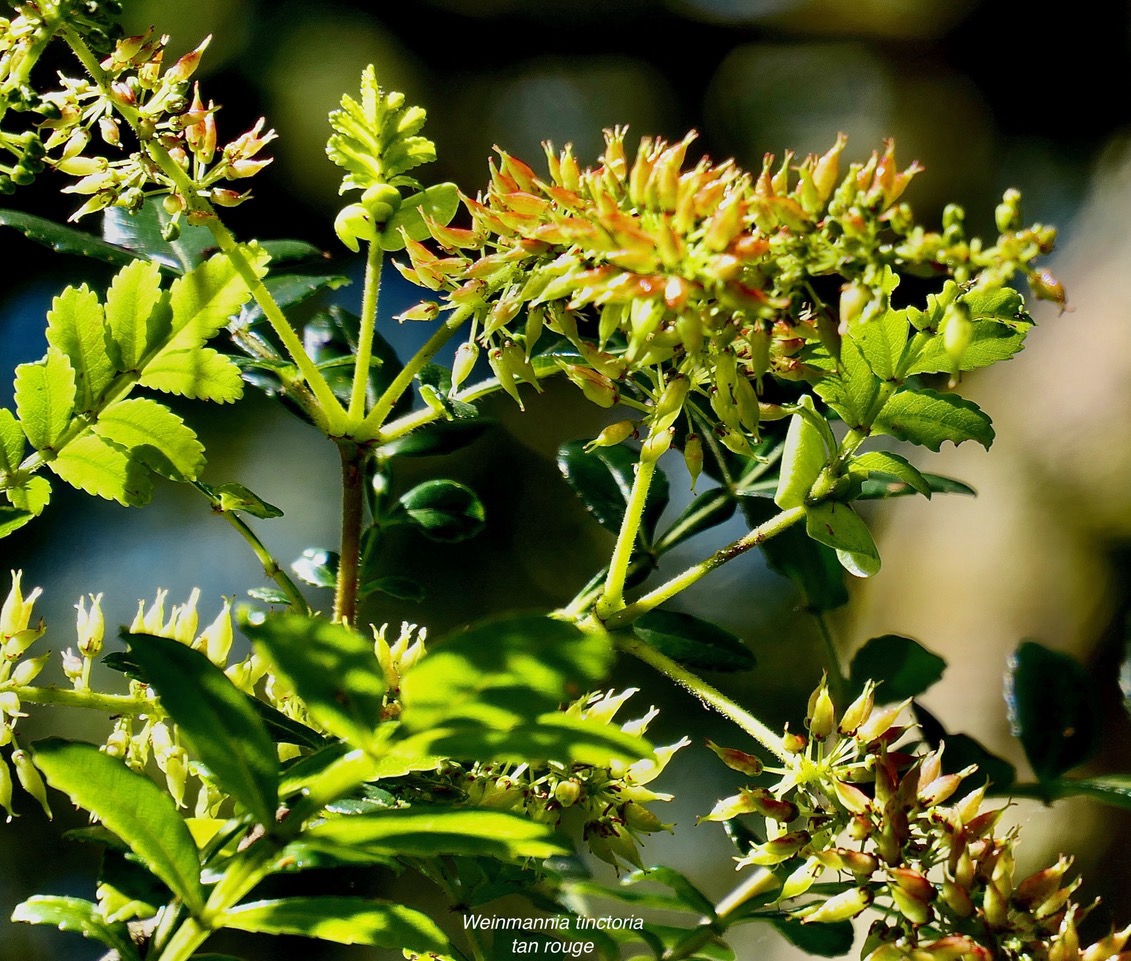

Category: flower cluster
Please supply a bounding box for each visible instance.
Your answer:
[402,129,1059,463]
[702,677,1129,961]
[449,688,687,873]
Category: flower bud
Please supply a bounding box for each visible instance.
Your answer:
[12,748,51,818]
[995,188,1022,234]
[640,426,674,464]
[781,726,806,754]
[0,692,23,719]
[198,598,233,666]
[806,677,836,740]
[334,203,377,253]
[1029,267,1067,313]
[705,739,763,777]
[856,699,910,743]
[61,648,83,685]
[940,880,973,918]
[831,778,871,815]
[554,778,582,807]
[799,886,872,924]
[76,593,105,658]
[2,571,41,639]
[164,37,210,85]
[561,364,618,408]
[781,857,824,900]
[683,433,704,490]
[11,653,48,686]
[0,755,12,819]
[839,681,876,736]
[585,420,635,452]
[891,884,932,926]
[450,341,479,393]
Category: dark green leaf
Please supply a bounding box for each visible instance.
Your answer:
[398,479,485,542]
[849,634,946,701]
[632,609,755,673]
[303,307,408,417]
[1005,640,1101,782]
[805,502,880,577]
[204,481,284,518]
[259,239,327,266]
[653,487,736,554]
[912,703,1015,790]
[849,450,931,498]
[126,633,279,825]
[623,867,716,918]
[873,387,994,451]
[306,807,568,860]
[103,200,217,273]
[774,401,828,510]
[31,740,204,913]
[360,574,425,602]
[378,418,494,458]
[97,846,168,922]
[291,548,338,589]
[857,471,976,500]
[0,506,34,538]
[558,440,670,545]
[11,896,140,961]
[240,273,350,327]
[222,896,448,952]
[768,918,855,957]
[745,500,848,612]
[400,615,611,730]
[1051,775,1131,810]
[248,697,327,749]
[0,209,146,268]
[243,612,385,751]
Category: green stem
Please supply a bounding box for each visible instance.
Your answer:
[349,241,384,423]
[662,868,779,961]
[615,634,788,762]
[333,441,367,624]
[7,685,151,716]
[605,506,806,628]
[596,455,657,619]
[215,508,308,613]
[353,310,470,441]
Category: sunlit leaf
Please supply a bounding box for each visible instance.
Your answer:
[49,433,153,506]
[11,896,140,961]
[14,348,75,451]
[45,284,113,412]
[94,398,205,481]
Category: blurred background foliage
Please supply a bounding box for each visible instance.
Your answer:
[2,0,1131,958]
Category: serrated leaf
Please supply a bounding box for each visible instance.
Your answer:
[850,634,946,700]
[851,308,909,380]
[0,407,23,471]
[805,501,880,577]
[623,867,717,918]
[379,182,460,250]
[774,398,828,510]
[243,612,385,751]
[31,740,205,913]
[1005,640,1101,782]
[139,346,244,402]
[400,615,611,730]
[105,259,166,371]
[166,247,268,353]
[49,433,153,506]
[306,807,568,860]
[11,896,140,961]
[633,609,755,672]
[1051,775,1131,810]
[873,387,994,451]
[856,471,975,500]
[905,322,1029,375]
[259,239,326,266]
[962,287,1027,323]
[398,479,485,542]
[103,200,217,273]
[222,896,448,952]
[744,498,848,611]
[94,398,205,481]
[378,418,493,458]
[653,487,737,554]
[814,335,877,428]
[558,440,670,545]
[6,474,51,514]
[291,548,338,588]
[849,450,931,497]
[46,285,114,412]
[14,348,76,451]
[206,482,283,518]
[126,633,279,825]
[0,506,34,538]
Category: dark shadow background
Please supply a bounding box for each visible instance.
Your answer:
[1,1,1130,958]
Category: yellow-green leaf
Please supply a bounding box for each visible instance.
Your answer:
[105,259,167,371]
[14,348,76,451]
[139,347,243,403]
[94,398,205,481]
[49,433,152,506]
[166,246,268,353]
[0,408,24,471]
[45,285,114,412]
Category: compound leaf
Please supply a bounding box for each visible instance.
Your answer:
[49,433,153,506]
[94,398,205,481]
[45,284,113,411]
[14,348,75,451]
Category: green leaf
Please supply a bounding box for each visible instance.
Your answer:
[240,273,351,327]
[291,548,338,588]
[743,500,849,612]
[632,609,755,673]
[905,323,1029,375]
[1005,640,1101,782]
[378,418,493,458]
[14,348,76,451]
[248,697,326,749]
[851,308,909,380]
[0,408,23,470]
[1051,775,1131,811]
[306,807,568,860]
[166,247,269,353]
[623,867,717,918]
[0,506,34,538]
[222,896,448,952]
[243,612,386,751]
[0,209,144,268]
[139,346,244,403]
[814,335,877,428]
[126,633,279,825]
[398,479,485,542]
[409,712,652,767]
[259,239,326,266]
[104,259,167,371]
[6,474,51,515]
[45,284,114,412]
[400,615,611,730]
[774,399,828,510]
[849,634,946,701]
[360,574,425,602]
[873,387,994,451]
[805,501,880,577]
[31,739,205,913]
[203,481,283,518]
[103,199,217,273]
[94,398,205,481]
[768,918,855,957]
[653,487,736,554]
[849,450,931,498]
[49,433,153,506]
[558,440,670,545]
[856,471,975,500]
[379,182,460,250]
[11,896,140,961]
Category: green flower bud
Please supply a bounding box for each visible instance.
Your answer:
[683,433,704,490]
[12,748,51,818]
[553,778,582,807]
[0,692,23,719]
[362,184,402,225]
[640,426,674,463]
[334,203,378,253]
[2,571,41,639]
[806,676,836,740]
[450,341,479,393]
[585,420,635,452]
[0,755,12,820]
[198,598,234,666]
[780,856,824,900]
[10,652,48,686]
[705,739,763,777]
[797,885,871,924]
[75,593,104,657]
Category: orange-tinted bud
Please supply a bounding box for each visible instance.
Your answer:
[705,739,763,777]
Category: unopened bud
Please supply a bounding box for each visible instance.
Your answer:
[2,571,41,638]
[198,598,233,666]
[13,748,50,818]
[995,188,1022,234]
[0,756,12,819]
[450,341,479,393]
[839,681,875,736]
[683,433,703,490]
[799,886,872,924]
[741,830,810,866]
[705,739,763,777]
[585,420,635,452]
[76,593,104,657]
[940,880,974,918]
[806,677,836,740]
[334,203,377,253]
[11,653,48,686]
[640,426,674,464]
[554,778,582,807]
